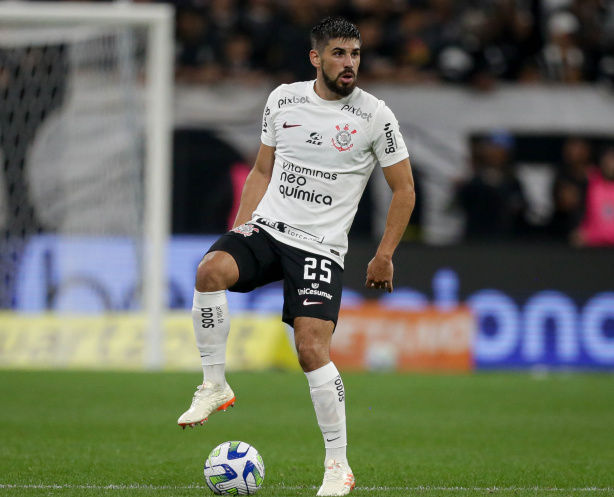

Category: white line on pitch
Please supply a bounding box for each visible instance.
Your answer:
[1,484,613,492]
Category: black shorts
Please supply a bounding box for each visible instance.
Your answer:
[206,224,343,327]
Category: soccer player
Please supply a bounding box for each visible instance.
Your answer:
[178,17,415,497]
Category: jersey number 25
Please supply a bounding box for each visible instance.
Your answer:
[303,257,332,283]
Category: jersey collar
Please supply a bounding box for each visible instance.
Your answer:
[308,80,356,107]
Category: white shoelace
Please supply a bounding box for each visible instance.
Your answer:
[323,463,346,483]
[191,384,224,404]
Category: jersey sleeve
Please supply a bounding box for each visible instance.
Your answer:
[260,86,281,147]
[371,104,409,168]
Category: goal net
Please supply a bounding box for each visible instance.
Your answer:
[0,3,174,368]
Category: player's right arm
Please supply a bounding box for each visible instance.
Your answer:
[232,143,275,228]
[232,85,281,228]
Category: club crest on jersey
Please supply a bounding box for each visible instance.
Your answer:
[232,224,259,237]
[331,124,357,152]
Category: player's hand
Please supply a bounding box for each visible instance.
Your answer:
[365,255,394,293]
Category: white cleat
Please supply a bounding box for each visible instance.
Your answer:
[316,459,355,496]
[177,381,235,429]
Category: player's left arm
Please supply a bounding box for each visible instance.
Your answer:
[366,158,415,293]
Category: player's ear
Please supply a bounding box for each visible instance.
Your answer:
[310,50,321,69]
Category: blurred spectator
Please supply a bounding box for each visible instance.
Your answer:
[175,7,221,84]
[549,137,593,241]
[267,0,320,83]
[355,18,396,82]
[595,3,614,87]
[312,0,349,18]
[573,145,614,247]
[502,0,543,81]
[238,0,278,68]
[347,0,394,22]
[389,5,439,84]
[537,11,585,83]
[209,0,241,37]
[219,30,266,84]
[455,131,527,240]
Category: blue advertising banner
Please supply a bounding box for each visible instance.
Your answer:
[12,235,614,370]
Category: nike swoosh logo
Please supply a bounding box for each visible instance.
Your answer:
[283,122,301,128]
[303,299,323,306]
[326,437,340,442]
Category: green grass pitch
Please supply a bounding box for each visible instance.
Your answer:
[1,370,613,497]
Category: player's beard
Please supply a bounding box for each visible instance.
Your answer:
[322,64,356,98]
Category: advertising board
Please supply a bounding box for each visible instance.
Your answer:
[4,235,613,370]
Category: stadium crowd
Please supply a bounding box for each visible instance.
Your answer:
[169,0,614,89]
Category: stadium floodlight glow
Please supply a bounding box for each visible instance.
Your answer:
[0,2,174,369]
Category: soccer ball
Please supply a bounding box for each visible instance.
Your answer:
[204,441,265,495]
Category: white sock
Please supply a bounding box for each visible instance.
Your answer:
[305,362,348,465]
[192,289,230,387]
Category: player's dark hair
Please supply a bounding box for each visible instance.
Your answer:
[310,17,361,53]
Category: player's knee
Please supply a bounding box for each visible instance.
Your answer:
[195,253,236,292]
[296,340,328,372]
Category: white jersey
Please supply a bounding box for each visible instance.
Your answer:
[251,80,409,268]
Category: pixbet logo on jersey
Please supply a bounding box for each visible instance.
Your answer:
[332,124,357,152]
[340,104,372,122]
[278,95,309,108]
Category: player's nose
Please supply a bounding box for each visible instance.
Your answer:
[345,55,355,67]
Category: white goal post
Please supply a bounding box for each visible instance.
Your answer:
[0,2,174,369]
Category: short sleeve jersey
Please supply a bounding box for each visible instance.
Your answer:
[252,80,409,268]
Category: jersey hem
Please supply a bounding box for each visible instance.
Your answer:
[249,220,345,269]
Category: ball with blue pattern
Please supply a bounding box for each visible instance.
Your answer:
[204,441,265,495]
